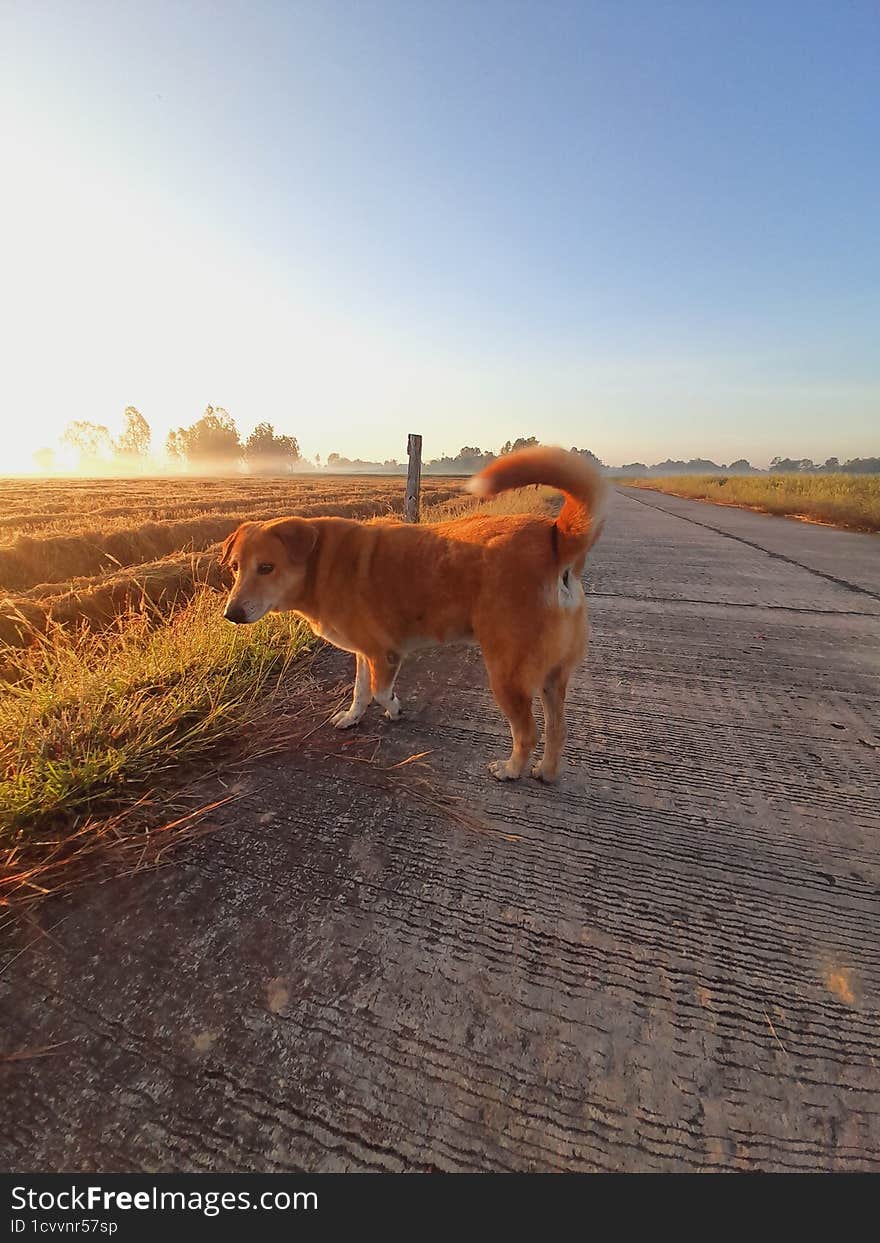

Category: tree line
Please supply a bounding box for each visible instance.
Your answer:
[33,412,880,476]
[329,442,880,476]
[37,407,302,475]
[605,455,880,476]
[165,408,300,472]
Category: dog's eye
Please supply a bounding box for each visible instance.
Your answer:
[230,561,239,574]
[257,563,274,575]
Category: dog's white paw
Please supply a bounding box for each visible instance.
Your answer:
[332,708,364,730]
[530,761,557,784]
[382,696,402,721]
[488,759,520,781]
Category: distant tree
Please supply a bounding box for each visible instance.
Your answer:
[113,406,151,461]
[315,453,321,467]
[166,406,241,470]
[165,429,184,461]
[648,458,722,475]
[499,436,539,456]
[244,422,301,474]
[424,445,496,475]
[770,457,816,473]
[727,459,758,474]
[841,457,880,474]
[823,457,840,472]
[33,446,56,474]
[60,420,113,469]
[569,446,605,469]
[321,455,394,472]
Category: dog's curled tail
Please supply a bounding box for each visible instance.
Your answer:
[466,446,606,567]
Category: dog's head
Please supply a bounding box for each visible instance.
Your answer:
[219,518,317,624]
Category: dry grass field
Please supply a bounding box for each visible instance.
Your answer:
[0,475,462,642]
[1,474,550,919]
[625,473,880,532]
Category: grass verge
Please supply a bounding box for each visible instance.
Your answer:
[624,474,880,533]
[1,587,313,917]
[422,483,561,521]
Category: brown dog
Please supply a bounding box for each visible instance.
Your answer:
[220,447,605,781]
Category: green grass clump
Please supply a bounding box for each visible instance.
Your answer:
[625,474,880,532]
[1,587,312,848]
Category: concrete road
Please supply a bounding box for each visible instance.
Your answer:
[2,488,879,1171]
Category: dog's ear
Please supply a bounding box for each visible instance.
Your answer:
[267,517,318,563]
[218,527,241,568]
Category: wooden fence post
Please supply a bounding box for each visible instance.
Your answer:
[405,433,422,523]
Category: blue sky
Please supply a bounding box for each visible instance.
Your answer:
[1,0,877,469]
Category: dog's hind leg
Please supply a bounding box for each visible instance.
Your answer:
[332,653,372,729]
[485,666,538,781]
[532,665,570,783]
[368,651,403,720]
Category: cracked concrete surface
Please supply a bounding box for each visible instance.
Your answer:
[2,487,879,1171]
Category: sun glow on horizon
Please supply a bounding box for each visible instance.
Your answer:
[2,2,877,476]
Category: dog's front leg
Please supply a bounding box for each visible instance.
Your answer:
[332,653,372,729]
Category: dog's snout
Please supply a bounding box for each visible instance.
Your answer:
[224,604,247,624]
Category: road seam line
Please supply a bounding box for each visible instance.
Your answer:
[618,487,880,604]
